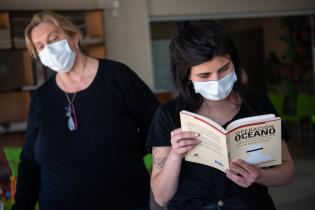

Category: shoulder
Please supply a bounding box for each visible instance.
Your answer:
[241,89,268,100]
[159,98,178,116]
[98,58,128,69]
[35,75,56,97]
[97,59,146,89]
[26,89,44,126]
[147,99,178,146]
[240,89,270,105]
[239,88,275,115]
[153,98,179,127]
[98,58,136,77]
[31,75,60,113]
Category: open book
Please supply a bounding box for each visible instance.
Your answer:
[180,110,282,172]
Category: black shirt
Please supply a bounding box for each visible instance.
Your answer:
[13,59,159,210]
[147,91,289,210]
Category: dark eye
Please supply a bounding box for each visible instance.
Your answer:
[48,34,60,43]
[199,73,210,79]
[219,65,229,72]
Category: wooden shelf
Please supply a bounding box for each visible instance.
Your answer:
[86,45,107,58]
[85,11,104,39]
[0,121,27,135]
[0,12,11,49]
[0,92,31,123]
[0,50,34,91]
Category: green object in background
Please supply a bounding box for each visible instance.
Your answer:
[296,94,314,118]
[3,147,22,177]
[3,200,13,210]
[268,93,284,116]
[281,93,315,143]
[143,153,153,172]
[2,201,39,210]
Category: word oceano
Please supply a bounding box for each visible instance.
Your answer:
[234,125,275,141]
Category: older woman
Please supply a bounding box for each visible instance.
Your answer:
[13,11,159,210]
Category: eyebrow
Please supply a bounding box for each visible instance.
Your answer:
[47,31,60,40]
[218,61,230,70]
[195,61,230,76]
[34,30,60,46]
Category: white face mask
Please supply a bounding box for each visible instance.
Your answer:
[38,39,76,73]
[192,70,237,101]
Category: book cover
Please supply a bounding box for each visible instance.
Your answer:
[180,110,282,172]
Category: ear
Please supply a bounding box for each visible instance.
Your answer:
[73,32,81,46]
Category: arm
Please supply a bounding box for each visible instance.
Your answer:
[226,140,294,188]
[13,157,41,210]
[12,93,41,210]
[151,146,180,207]
[256,140,294,186]
[151,128,200,206]
[118,64,159,155]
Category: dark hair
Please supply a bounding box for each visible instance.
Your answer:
[169,20,241,112]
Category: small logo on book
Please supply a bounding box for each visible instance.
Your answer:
[214,160,223,167]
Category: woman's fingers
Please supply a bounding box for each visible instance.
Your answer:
[226,159,260,188]
[170,128,182,138]
[172,131,199,142]
[170,128,200,157]
[230,166,248,177]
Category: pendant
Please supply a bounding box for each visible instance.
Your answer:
[68,115,76,131]
[65,104,78,131]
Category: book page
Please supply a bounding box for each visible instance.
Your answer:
[181,110,227,134]
[180,111,230,172]
[226,114,275,132]
[227,119,282,168]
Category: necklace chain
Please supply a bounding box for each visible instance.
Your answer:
[65,92,76,105]
[59,56,88,131]
[60,56,88,103]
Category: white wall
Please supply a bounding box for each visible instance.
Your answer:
[104,0,154,88]
[148,0,315,20]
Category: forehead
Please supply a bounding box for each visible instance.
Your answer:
[191,56,231,73]
[31,22,62,44]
